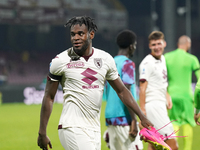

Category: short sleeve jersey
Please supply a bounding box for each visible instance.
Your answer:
[164,49,200,99]
[49,47,119,131]
[139,54,168,103]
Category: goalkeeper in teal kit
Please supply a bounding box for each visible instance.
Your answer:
[164,35,200,150]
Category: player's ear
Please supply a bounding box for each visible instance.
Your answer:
[148,43,152,49]
[89,30,95,40]
[129,43,136,51]
[163,40,167,48]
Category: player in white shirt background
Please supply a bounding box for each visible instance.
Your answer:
[37,16,153,150]
[139,31,178,150]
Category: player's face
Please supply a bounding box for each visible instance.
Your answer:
[149,39,166,59]
[70,24,94,56]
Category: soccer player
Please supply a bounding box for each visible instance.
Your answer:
[194,78,200,126]
[37,16,153,150]
[104,30,143,150]
[139,31,178,150]
[164,35,200,150]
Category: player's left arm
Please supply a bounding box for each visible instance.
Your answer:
[108,77,153,129]
[122,61,138,137]
[124,84,138,138]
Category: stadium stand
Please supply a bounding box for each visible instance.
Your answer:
[2,51,53,85]
[0,0,127,85]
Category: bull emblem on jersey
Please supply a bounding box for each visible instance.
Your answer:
[94,58,102,69]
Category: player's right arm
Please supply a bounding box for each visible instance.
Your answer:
[139,80,148,115]
[38,56,62,149]
[138,57,151,116]
[37,77,59,150]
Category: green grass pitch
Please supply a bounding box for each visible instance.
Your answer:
[0,101,200,150]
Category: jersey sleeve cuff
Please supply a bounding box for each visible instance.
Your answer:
[139,79,146,82]
[48,72,62,81]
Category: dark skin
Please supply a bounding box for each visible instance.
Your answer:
[126,84,138,139]
[70,24,94,57]
[37,24,153,150]
[37,79,59,150]
[117,42,138,138]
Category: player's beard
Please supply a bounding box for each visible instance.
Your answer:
[73,39,90,57]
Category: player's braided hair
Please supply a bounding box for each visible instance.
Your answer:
[65,16,98,32]
[116,30,137,48]
[148,31,165,42]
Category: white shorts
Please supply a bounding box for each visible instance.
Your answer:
[145,100,174,137]
[107,124,143,150]
[58,127,101,150]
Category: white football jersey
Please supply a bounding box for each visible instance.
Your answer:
[139,54,168,103]
[49,47,118,131]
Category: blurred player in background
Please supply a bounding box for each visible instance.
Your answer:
[164,35,200,150]
[104,30,143,150]
[139,31,178,150]
[37,16,153,150]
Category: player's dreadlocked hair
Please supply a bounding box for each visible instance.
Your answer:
[148,31,165,42]
[64,16,98,32]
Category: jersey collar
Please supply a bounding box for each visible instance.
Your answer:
[83,48,94,61]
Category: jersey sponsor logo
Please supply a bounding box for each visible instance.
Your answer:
[81,68,97,85]
[94,58,102,69]
[66,61,84,68]
[82,85,99,89]
[142,68,145,74]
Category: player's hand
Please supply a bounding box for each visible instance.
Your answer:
[37,133,52,150]
[194,113,200,126]
[138,120,144,130]
[129,120,138,140]
[140,116,153,130]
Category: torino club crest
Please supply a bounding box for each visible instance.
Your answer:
[94,58,102,69]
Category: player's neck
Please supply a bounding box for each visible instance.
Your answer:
[151,53,161,60]
[118,49,129,58]
[83,46,93,56]
[178,46,187,52]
